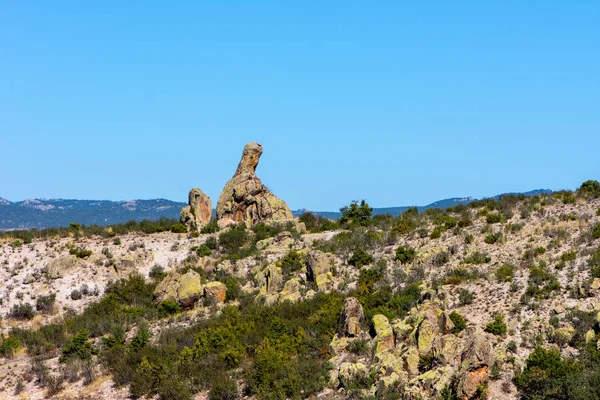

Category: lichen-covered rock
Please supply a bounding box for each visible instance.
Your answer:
[457,331,493,399]
[216,142,293,228]
[255,264,283,295]
[154,270,203,308]
[280,278,302,303]
[338,362,369,389]
[403,347,421,377]
[417,318,436,355]
[585,329,596,344]
[306,250,334,281]
[338,297,365,337]
[204,281,227,305]
[373,314,394,356]
[45,256,83,279]
[392,319,413,341]
[180,188,212,231]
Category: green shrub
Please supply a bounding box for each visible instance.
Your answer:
[0,335,20,357]
[484,232,502,244]
[459,289,474,305]
[395,245,416,264]
[579,180,600,197]
[560,250,577,262]
[149,265,167,280]
[9,303,36,320]
[430,228,442,239]
[463,252,491,265]
[69,247,92,258]
[349,248,374,268]
[278,250,306,278]
[347,339,369,355]
[36,293,56,314]
[71,289,82,300]
[484,313,507,336]
[60,329,98,362]
[10,239,23,248]
[496,264,515,282]
[194,244,212,257]
[432,251,450,266]
[515,347,583,399]
[433,215,457,230]
[158,299,180,317]
[170,223,188,233]
[113,237,121,245]
[449,311,466,333]
[486,213,503,224]
[339,200,372,227]
[218,224,254,260]
[444,268,479,285]
[201,219,220,234]
[591,223,600,240]
[209,374,239,400]
[588,247,600,278]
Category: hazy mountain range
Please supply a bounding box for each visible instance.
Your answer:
[0,189,551,230]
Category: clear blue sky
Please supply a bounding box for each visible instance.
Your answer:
[1,1,599,211]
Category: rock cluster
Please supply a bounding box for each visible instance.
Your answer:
[216,142,293,228]
[153,270,226,308]
[180,142,294,231]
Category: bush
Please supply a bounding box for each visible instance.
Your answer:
[194,244,212,257]
[205,236,218,249]
[349,248,374,268]
[0,335,20,357]
[496,264,515,282]
[485,313,507,336]
[433,215,457,230]
[463,252,491,265]
[69,247,92,258]
[209,375,239,400]
[10,239,23,248]
[36,293,56,314]
[395,245,416,264]
[278,250,306,278]
[170,223,188,233]
[71,289,83,300]
[201,219,220,234]
[561,250,577,262]
[486,213,503,224]
[589,247,600,278]
[339,200,372,227]
[578,180,600,198]
[218,224,253,260]
[444,268,479,285]
[158,299,180,317]
[449,311,466,333]
[60,329,98,362]
[484,232,502,244]
[592,224,600,240]
[430,228,442,239]
[9,303,36,320]
[432,251,450,266]
[515,347,583,399]
[459,289,474,305]
[149,265,167,280]
[347,339,369,355]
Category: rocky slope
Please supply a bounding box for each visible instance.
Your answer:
[0,190,599,399]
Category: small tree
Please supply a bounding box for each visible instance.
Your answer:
[339,200,372,227]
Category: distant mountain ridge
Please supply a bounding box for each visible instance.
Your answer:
[0,198,187,230]
[291,189,552,219]
[0,189,552,230]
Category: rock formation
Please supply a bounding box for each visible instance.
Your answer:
[180,188,212,231]
[216,142,293,228]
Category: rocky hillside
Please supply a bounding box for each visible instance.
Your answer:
[0,184,600,399]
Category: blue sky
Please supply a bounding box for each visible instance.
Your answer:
[1,1,599,210]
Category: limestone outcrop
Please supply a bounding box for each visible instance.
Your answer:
[216,142,293,228]
[339,297,365,337]
[180,188,212,231]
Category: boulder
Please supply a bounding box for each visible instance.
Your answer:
[457,331,493,399]
[417,318,437,355]
[153,270,203,308]
[338,297,365,337]
[180,188,212,231]
[204,281,227,305]
[216,142,293,228]
[45,256,83,279]
[373,314,394,356]
[255,264,283,295]
[280,278,302,303]
[23,274,36,284]
[338,362,369,389]
[306,250,334,280]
